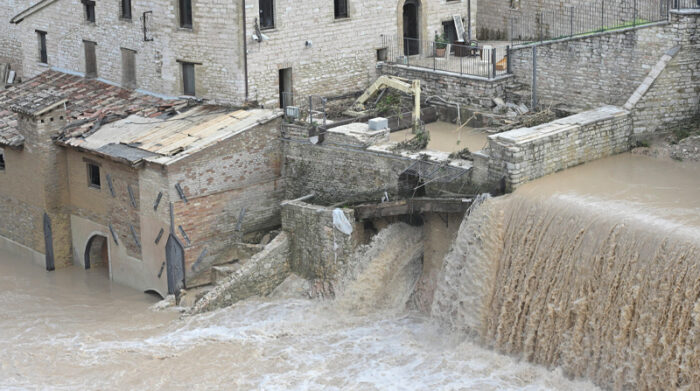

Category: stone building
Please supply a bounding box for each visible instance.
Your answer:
[3,0,476,106]
[0,70,282,296]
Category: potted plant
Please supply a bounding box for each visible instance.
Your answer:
[434,32,448,57]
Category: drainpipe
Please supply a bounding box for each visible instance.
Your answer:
[242,0,249,102]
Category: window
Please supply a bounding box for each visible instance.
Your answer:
[37,30,47,64]
[82,0,96,23]
[181,62,195,96]
[334,0,348,19]
[121,48,137,89]
[259,0,274,29]
[0,149,5,171]
[179,0,193,28]
[376,48,387,62]
[121,0,132,19]
[87,162,100,189]
[83,40,97,78]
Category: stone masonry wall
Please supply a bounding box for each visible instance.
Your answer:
[191,232,290,313]
[169,118,284,287]
[14,0,246,104]
[281,200,361,284]
[477,0,637,40]
[282,124,474,205]
[380,63,512,109]
[480,105,632,189]
[0,0,30,79]
[246,0,477,107]
[510,22,675,111]
[629,11,700,135]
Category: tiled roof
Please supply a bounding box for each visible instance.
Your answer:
[0,70,187,148]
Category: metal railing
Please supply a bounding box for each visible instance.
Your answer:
[506,0,691,45]
[281,92,328,125]
[381,35,511,79]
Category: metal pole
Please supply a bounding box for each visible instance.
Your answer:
[506,45,511,74]
[491,48,497,78]
[308,96,313,124]
[601,0,605,31]
[467,0,472,41]
[570,7,574,37]
[532,46,537,109]
[633,0,637,26]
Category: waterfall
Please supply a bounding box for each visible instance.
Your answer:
[432,194,700,390]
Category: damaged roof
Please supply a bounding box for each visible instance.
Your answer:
[62,105,281,165]
[0,69,186,149]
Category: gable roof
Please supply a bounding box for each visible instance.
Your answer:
[0,70,186,149]
[10,0,60,24]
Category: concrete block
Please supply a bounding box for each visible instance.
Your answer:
[369,117,389,131]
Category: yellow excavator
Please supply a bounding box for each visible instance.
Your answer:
[346,75,422,132]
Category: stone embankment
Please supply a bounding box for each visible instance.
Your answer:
[190,232,290,313]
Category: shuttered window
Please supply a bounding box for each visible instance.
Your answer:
[181,62,196,96]
[37,31,47,63]
[121,0,132,19]
[259,0,274,29]
[334,0,348,19]
[179,0,193,28]
[83,40,97,78]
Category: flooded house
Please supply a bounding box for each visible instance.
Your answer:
[0,70,282,296]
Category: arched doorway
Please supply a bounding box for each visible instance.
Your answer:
[403,0,421,55]
[85,234,109,274]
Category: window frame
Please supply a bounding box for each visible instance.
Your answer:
[86,161,101,189]
[121,0,132,20]
[36,30,48,64]
[334,0,349,19]
[83,40,98,78]
[82,0,96,23]
[121,48,137,89]
[259,0,275,30]
[180,61,196,96]
[179,0,193,28]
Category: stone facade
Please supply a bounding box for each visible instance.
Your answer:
[245,0,477,107]
[169,118,285,287]
[0,0,30,79]
[509,22,675,111]
[4,0,475,106]
[10,0,245,103]
[627,10,700,135]
[474,105,632,189]
[380,63,512,109]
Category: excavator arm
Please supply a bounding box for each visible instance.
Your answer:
[348,75,421,131]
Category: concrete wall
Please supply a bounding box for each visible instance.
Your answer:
[13,0,245,103]
[475,105,632,189]
[510,22,674,111]
[245,0,477,107]
[168,117,284,287]
[380,63,512,109]
[628,11,700,135]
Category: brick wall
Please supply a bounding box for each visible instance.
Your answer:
[168,118,285,286]
[380,63,512,109]
[476,106,632,189]
[510,22,675,111]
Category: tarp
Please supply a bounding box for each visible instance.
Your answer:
[332,209,353,236]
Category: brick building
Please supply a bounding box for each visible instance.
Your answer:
[2,0,476,106]
[0,70,282,296]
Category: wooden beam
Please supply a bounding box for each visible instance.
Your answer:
[353,197,472,220]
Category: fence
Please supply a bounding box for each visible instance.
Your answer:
[507,0,694,45]
[281,92,329,125]
[381,35,511,79]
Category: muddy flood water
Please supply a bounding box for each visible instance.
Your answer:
[390,121,489,153]
[0,250,596,390]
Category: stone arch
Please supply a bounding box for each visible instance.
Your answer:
[84,233,110,275]
[397,0,427,56]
